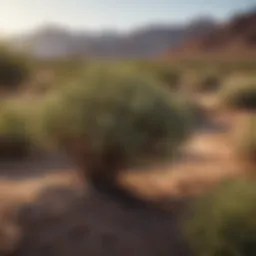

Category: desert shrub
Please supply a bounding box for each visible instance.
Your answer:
[0,100,36,159]
[179,99,208,128]
[39,67,192,178]
[185,178,256,256]
[232,114,256,164]
[0,47,31,91]
[153,66,180,89]
[220,76,256,111]
[137,62,181,90]
[189,71,222,93]
[51,59,87,84]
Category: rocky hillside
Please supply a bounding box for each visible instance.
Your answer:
[169,10,256,59]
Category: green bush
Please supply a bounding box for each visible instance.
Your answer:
[220,77,256,111]
[51,59,87,84]
[137,62,181,89]
[0,100,36,159]
[185,178,256,256]
[189,71,222,93]
[39,67,192,177]
[0,47,31,90]
[153,66,180,89]
[179,99,207,128]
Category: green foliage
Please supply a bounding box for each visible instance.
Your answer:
[189,71,222,93]
[0,47,31,90]
[185,178,256,256]
[50,59,87,83]
[179,99,207,128]
[137,62,181,89]
[220,76,256,111]
[198,72,222,92]
[0,101,32,159]
[40,67,192,174]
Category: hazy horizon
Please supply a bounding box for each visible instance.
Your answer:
[0,0,255,36]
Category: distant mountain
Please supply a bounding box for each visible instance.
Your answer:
[11,17,217,59]
[169,10,256,59]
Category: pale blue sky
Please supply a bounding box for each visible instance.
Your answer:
[0,0,255,34]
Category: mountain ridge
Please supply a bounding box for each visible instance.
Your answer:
[10,17,217,59]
